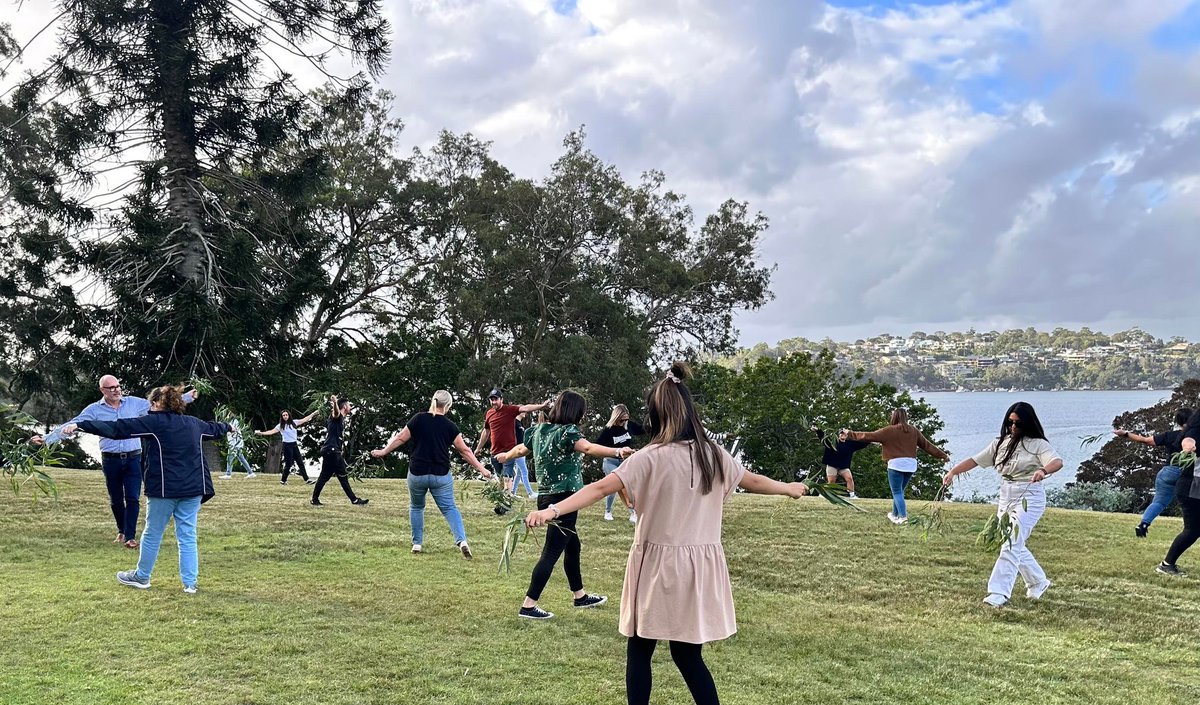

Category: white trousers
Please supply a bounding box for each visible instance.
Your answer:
[987,481,1047,599]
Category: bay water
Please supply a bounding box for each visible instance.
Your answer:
[916,390,1170,500]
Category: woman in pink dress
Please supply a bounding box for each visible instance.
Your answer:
[526,362,808,705]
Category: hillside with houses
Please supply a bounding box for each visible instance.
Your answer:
[723,328,1200,391]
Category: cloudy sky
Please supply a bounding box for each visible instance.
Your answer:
[7,1,1199,346]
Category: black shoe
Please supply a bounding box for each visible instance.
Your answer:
[1135,523,1148,538]
[518,605,554,620]
[351,497,369,506]
[573,594,608,609]
[310,499,323,506]
[305,479,315,485]
[1157,562,1184,577]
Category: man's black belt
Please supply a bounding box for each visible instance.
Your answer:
[101,451,142,459]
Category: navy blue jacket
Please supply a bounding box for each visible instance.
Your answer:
[78,411,231,500]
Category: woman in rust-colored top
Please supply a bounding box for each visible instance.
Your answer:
[526,362,808,705]
[841,409,948,525]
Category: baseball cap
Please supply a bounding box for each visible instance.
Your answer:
[488,387,503,399]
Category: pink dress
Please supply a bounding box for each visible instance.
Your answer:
[613,441,746,644]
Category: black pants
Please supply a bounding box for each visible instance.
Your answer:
[312,449,357,502]
[626,635,719,705]
[280,442,309,482]
[101,453,142,539]
[526,491,583,601]
[1165,475,1200,565]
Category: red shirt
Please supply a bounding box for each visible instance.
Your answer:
[484,404,522,454]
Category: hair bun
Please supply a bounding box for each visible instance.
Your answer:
[669,361,693,382]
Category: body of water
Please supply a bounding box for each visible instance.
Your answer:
[917,390,1171,500]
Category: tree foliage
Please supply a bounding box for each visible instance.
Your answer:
[690,351,946,499]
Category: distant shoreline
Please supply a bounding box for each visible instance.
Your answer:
[910,388,1172,394]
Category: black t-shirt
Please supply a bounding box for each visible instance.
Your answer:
[816,429,869,470]
[595,421,645,449]
[324,416,345,452]
[406,412,461,476]
[1153,430,1184,460]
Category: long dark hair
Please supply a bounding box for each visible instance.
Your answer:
[646,361,723,495]
[1176,408,1194,427]
[280,410,296,429]
[994,401,1047,468]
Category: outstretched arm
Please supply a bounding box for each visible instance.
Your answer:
[518,400,551,413]
[573,439,635,460]
[526,473,625,527]
[256,426,280,437]
[371,427,412,458]
[295,412,318,427]
[495,443,530,463]
[739,471,807,498]
[1113,429,1155,446]
[452,435,493,478]
[69,416,156,441]
[942,458,979,485]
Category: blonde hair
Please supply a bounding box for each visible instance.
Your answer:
[890,408,913,433]
[429,390,454,413]
[607,404,630,428]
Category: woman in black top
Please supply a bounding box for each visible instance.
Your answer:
[372,390,492,557]
[594,404,644,523]
[1114,407,1191,537]
[311,395,368,506]
[1159,409,1200,575]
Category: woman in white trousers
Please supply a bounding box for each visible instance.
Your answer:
[942,401,1064,608]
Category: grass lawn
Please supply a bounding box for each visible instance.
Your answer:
[2,469,1199,704]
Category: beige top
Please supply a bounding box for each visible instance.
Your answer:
[848,424,949,462]
[613,441,746,644]
[972,436,1061,481]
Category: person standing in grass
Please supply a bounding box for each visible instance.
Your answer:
[34,376,197,549]
[594,404,644,523]
[942,401,1063,607]
[1157,409,1200,576]
[510,412,536,498]
[813,425,868,499]
[525,362,809,705]
[311,395,368,507]
[475,387,550,494]
[256,409,319,485]
[370,390,494,557]
[841,409,948,524]
[1112,407,1192,537]
[497,390,633,620]
[61,385,230,594]
[219,421,257,479]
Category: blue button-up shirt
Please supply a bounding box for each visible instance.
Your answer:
[45,393,194,453]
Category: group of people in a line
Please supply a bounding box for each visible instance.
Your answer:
[31,366,1200,705]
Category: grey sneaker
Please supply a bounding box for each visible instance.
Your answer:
[1157,562,1185,577]
[183,585,198,594]
[116,570,150,589]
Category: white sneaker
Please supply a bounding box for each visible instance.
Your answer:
[219,474,232,480]
[629,511,637,524]
[983,593,1007,608]
[848,492,858,499]
[603,512,614,521]
[887,512,905,524]
[1026,580,1052,600]
[412,544,422,554]
[529,492,538,499]
[183,585,198,594]
[245,473,257,479]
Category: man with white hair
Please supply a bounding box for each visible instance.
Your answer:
[33,376,196,548]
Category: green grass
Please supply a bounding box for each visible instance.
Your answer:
[2,470,1199,704]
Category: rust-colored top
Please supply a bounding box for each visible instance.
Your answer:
[848,424,948,462]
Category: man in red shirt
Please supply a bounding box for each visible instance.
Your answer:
[475,388,549,492]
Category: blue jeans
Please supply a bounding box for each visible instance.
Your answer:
[102,454,142,539]
[224,451,254,476]
[511,457,535,497]
[408,473,466,545]
[1141,465,1182,526]
[137,496,201,587]
[603,457,623,513]
[887,469,914,518]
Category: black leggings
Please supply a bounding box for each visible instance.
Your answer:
[526,491,583,601]
[312,449,358,502]
[281,442,309,482]
[626,635,719,705]
[1165,477,1200,565]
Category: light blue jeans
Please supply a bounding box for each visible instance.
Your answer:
[1142,465,1182,526]
[603,457,624,513]
[408,473,466,545]
[137,496,201,587]
[511,456,535,497]
[224,451,254,476]
[887,469,915,518]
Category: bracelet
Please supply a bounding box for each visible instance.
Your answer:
[549,503,560,518]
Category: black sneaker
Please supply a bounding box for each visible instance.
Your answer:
[1157,562,1184,577]
[310,499,323,507]
[573,594,608,609]
[351,497,369,506]
[518,605,554,620]
[1135,523,1148,538]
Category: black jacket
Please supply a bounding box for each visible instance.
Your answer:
[79,411,231,500]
